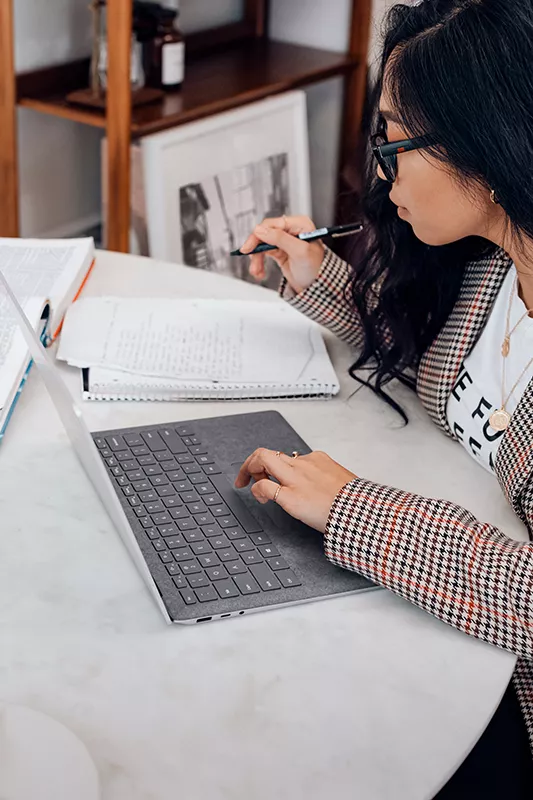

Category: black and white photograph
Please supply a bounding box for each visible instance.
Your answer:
[179,152,289,289]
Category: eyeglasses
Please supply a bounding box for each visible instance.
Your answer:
[371,125,437,183]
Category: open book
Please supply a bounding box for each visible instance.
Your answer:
[0,238,95,438]
[57,297,340,401]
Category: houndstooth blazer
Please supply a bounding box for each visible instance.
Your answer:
[283,245,533,754]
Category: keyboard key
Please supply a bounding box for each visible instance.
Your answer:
[177,454,194,464]
[198,554,220,568]
[176,425,194,436]
[227,561,248,575]
[182,437,195,446]
[106,456,118,467]
[210,474,263,533]
[180,589,196,605]
[181,560,201,575]
[196,481,214,493]
[211,535,230,550]
[267,557,290,571]
[145,527,159,540]
[183,463,201,475]
[161,460,180,472]
[183,529,204,543]
[204,494,222,507]
[205,565,228,581]
[218,516,238,529]
[233,574,260,595]
[134,507,147,518]
[133,480,151,492]
[140,516,154,528]
[211,505,230,517]
[250,533,272,546]
[141,431,166,451]
[176,519,198,532]
[250,563,281,591]
[167,537,187,550]
[195,586,219,603]
[170,507,190,520]
[173,574,188,588]
[152,539,166,551]
[218,548,238,562]
[115,450,133,461]
[116,475,129,487]
[226,527,246,541]
[121,460,137,471]
[167,471,185,482]
[150,475,169,487]
[94,437,107,449]
[242,552,263,565]
[100,448,113,458]
[192,448,209,457]
[173,480,193,493]
[144,464,162,477]
[163,496,182,508]
[190,436,201,445]
[201,524,223,538]
[166,562,181,577]
[153,512,172,526]
[187,502,207,515]
[215,579,239,599]
[259,544,280,558]
[128,496,141,507]
[203,464,222,475]
[127,470,144,481]
[160,428,187,454]
[158,525,179,538]
[194,512,214,526]
[180,491,200,503]
[132,446,150,456]
[122,485,134,497]
[107,434,127,451]
[172,548,193,561]
[159,551,173,564]
[155,450,173,462]
[138,454,156,466]
[110,466,122,477]
[140,490,158,503]
[124,433,143,447]
[145,501,164,514]
[156,484,175,497]
[191,541,212,555]
[188,573,209,588]
[278,569,302,588]
[234,539,254,553]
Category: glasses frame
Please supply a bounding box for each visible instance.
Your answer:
[371,128,437,182]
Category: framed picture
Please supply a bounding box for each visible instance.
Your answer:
[142,91,312,289]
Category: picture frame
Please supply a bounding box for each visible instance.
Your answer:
[142,91,312,289]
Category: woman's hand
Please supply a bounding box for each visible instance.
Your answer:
[234,448,357,534]
[240,215,325,295]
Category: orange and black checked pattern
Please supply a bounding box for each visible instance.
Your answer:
[282,245,533,756]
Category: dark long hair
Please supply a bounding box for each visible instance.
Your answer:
[346,0,533,422]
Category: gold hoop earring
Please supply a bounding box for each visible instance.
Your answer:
[490,188,499,205]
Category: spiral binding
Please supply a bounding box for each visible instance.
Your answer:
[86,380,336,402]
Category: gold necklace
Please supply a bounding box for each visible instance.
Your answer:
[489,274,533,432]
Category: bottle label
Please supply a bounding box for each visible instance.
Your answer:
[162,41,185,86]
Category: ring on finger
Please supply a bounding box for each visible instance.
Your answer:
[273,485,282,503]
[282,214,288,230]
[275,450,282,458]
[291,451,300,459]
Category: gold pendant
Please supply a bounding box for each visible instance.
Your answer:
[489,409,511,431]
[501,336,510,357]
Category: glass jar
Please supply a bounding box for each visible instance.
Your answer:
[143,8,185,90]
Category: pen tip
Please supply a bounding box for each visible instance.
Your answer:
[230,249,242,256]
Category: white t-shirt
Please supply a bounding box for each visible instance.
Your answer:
[446,264,533,474]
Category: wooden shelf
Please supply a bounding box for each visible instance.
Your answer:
[17,39,357,138]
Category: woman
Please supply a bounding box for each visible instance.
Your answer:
[235,0,533,796]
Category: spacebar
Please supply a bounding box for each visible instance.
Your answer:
[210,474,263,533]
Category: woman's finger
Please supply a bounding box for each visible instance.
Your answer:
[251,477,292,511]
[234,447,294,488]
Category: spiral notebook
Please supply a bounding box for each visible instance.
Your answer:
[57,297,340,401]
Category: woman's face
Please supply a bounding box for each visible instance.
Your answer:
[377,93,500,246]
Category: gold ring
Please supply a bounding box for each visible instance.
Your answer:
[282,214,288,229]
[275,450,281,458]
[273,485,282,503]
[291,451,300,458]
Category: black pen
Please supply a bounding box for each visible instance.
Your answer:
[230,221,364,256]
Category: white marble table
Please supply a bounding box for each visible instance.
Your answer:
[0,250,527,800]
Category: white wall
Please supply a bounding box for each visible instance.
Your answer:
[16,0,393,238]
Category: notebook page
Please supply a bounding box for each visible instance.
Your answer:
[58,298,318,385]
[0,238,94,333]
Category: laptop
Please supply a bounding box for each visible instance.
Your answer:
[1,272,375,624]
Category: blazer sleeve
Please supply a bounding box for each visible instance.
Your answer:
[278,246,364,348]
[325,477,533,660]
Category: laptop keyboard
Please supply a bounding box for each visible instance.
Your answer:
[93,423,302,608]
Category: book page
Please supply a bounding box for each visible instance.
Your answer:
[57,297,320,385]
[0,238,94,333]
[0,295,46,410]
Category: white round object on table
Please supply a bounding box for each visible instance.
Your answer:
[0,704,99,800]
